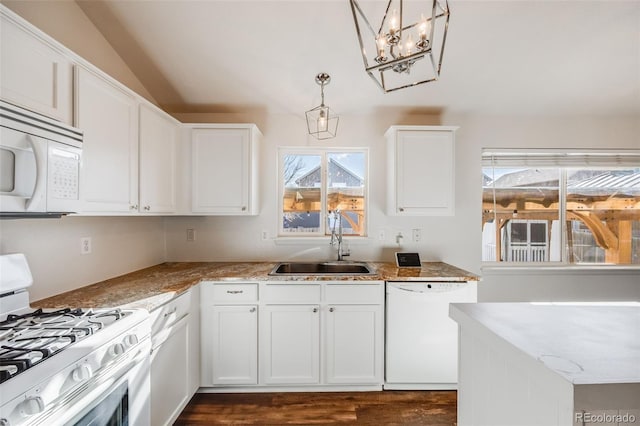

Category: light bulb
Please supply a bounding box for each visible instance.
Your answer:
[376,35,386,53]
[375,34,387,62]
[318,109,328,132]
[389,9,399,32]
[405,34,413,56]
[416,13,431,50]
[419,14,429,38]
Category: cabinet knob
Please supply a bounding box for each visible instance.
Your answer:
[130,204,138,210]
[399,207,404,212]
[241,206,247,211]
[312,307,318,313]
[329,307,335,312]
[144,205,150,211]
[250,307,256,313]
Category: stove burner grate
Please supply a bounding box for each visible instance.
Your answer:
[0,307,128,383]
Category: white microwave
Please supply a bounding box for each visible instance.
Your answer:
[0,100,83,218]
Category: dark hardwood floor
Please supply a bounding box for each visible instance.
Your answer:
[174,391,457,425]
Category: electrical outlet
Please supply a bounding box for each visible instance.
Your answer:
[186,229,196,241]
[80,237,92,255]
[261,230,269,241]
[412,228,421,242]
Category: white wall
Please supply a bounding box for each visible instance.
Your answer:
[165,111,640,302]
[0,216,166,302]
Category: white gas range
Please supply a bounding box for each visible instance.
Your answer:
[0,254,151,426]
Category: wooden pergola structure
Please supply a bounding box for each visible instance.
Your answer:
[283,187,365,234]
[482,188,639,263]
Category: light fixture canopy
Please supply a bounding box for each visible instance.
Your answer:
[306,73,339,140]
[349,0,450,93]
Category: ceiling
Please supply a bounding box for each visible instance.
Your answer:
[76,0,640,117]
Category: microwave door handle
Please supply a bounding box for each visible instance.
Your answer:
[24,135,47,212]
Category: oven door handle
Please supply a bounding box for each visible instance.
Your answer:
[29,339,151,426]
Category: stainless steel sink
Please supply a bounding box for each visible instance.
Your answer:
[269,262,376,276]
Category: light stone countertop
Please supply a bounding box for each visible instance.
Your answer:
[450,302,640,385]
[34,261,479,311]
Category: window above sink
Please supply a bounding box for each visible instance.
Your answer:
[278,148,368,238]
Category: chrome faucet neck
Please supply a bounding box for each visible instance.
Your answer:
[330,210,349,261]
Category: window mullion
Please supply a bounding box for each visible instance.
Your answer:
[320,151,327,235]
[559,168,567,264]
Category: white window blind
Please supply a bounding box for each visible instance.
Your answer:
[482,149,640,168]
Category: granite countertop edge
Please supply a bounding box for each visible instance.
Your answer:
[33,261,479,312]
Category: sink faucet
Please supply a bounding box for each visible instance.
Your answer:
[329,209,350,261]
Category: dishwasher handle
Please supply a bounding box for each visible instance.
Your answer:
[387,281,470,294]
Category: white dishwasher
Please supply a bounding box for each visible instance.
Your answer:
[385,281,477,390]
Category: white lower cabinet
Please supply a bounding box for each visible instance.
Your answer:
[206,305,258,385]
[200,282,259,387]
[150,289,199,426]
[325,304,382,384]
[200,280,384,390]
[261,304,320,385]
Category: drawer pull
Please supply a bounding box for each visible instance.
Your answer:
[329,307,335,312]
[313,307,318,313]
[250,307,256,313]
[163,307,177,318]
[226,290,244,294]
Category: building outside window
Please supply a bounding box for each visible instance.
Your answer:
[278,148,367,237]
[482,149,640,265]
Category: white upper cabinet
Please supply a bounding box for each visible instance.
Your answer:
[139,104,178,213]
[75,66,139,213]
[386,126,457,216]
[191,125,260,215]
[0,9,72,124]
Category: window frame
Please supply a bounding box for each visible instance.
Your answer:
[277,147,369,238]
[481,148,640,267]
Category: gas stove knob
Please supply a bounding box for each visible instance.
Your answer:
[72,364,93,382]
[19,396,44,417]
[123,334,138,348]
[109,342,125,357]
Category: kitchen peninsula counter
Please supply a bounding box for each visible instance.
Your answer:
[450,302,640,425]
[34,261,478,311]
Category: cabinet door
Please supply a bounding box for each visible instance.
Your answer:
[325,304,383,384]
[150,314,190,426]
[139,104,177,213]
[261,304,320,384]
[389,128,455,216]
[76,67,138,212]
[0,12,72,123]
[202,305,258,386]
[191,127,256,214]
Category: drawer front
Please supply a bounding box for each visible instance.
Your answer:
[262,284,321,303]
[325,284,382,304]
[205,283,258,303]
[151,290,191,338]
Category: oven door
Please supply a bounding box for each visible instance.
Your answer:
[32,338,151,426]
